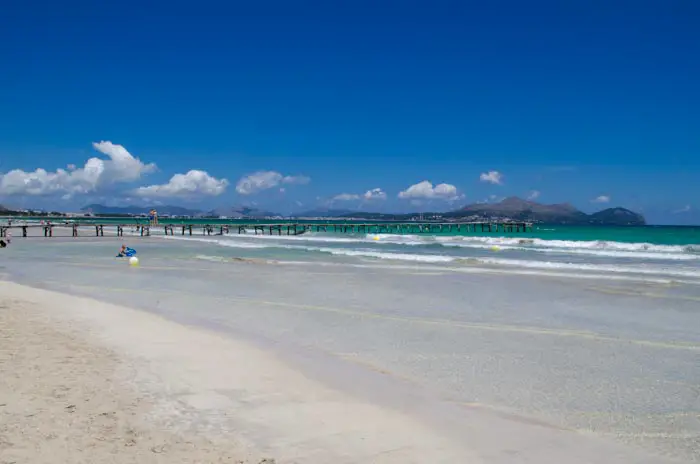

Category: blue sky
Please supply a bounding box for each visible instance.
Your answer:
[0,1,698,224]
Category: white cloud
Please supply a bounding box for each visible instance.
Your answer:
[282,174,310,185]
[479,170,503,185]
[329,187,387,204]
[673,205,691,214]
[527,190,540,200]
[332,188,387,203]
[133,170,228,198]
[591,195,610,204]
[235,171,310,195]
[332,193,361,201]
[0,141,156,196]
[363,188,387,201]
[398,181,461,201]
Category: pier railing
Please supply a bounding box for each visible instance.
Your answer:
[0,221,533,238]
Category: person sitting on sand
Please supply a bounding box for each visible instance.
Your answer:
[116,244,137,257]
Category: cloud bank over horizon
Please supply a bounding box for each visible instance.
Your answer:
[0,142,157,198]
[134,170,229,198]
[0,141,693,223]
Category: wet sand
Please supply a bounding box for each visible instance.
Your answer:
[1,236,697,462]
[0,285,264,463]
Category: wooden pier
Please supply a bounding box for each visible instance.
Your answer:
[0,221,534,238]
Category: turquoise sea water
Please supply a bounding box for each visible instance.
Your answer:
[5,217,700,281]
[153,224,700,282]
[7,216,700,245]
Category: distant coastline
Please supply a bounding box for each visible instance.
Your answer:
[1,196,646,226]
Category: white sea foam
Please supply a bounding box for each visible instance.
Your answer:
[162,235,268,249]
[158,232,700,280]
[308,247,700,278]
[368,234,700,260]
[210,231,700,260]
[472,257,700,279]
[318,248,456,263]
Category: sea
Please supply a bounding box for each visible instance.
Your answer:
[5,217,700,283]
[3,218,699,461]
[143,221,700,284]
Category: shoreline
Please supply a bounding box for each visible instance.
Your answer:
[0,281,473,463]
[0,284,264,463]
[1,279,688,463]
[3,232,700,286]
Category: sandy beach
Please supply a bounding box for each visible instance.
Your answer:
[0,283,266,463]
[0,282,475,463]
[1,235,698,463]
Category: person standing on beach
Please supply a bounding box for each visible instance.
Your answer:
[149,209,158,226]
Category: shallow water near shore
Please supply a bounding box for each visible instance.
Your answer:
[2,234,699,462]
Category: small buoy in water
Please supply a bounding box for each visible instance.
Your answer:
[373,235,380,241]
[490,245,501,252]
[129,256,139,267]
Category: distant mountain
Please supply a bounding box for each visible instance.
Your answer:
[453,197,588,223]
[207,205,279,218]
[81,204,202,216]
[339,211,415,220]
[294,208,356,218]
[451,197,645,225]
[67,199,645,225]
[340,198,645,225]
[81,203,280,218]
[588,207,646,226]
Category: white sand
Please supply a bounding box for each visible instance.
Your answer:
[0,279,683,463]
[0,284,264,463]
[0,281,474,463]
